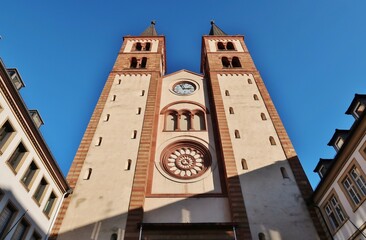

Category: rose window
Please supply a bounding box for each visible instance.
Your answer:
[161,142,211,180]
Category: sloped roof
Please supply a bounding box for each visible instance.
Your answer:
[209,21,227,36]
[141,21,158,36]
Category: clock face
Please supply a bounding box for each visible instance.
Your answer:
[173,82,196,95]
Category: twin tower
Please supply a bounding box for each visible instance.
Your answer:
[52,22,324,240]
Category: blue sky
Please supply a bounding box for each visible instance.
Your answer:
[1,0,365,188]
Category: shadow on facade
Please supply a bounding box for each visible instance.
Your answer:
[53,159,321,240]
[0,188,45,239]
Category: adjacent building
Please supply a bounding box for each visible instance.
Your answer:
[0,59,70,239]
[314,94,366,239]
[52,22,325,240]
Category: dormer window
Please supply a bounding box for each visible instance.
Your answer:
[355,103,365,118]
[328,129,349,152]
[335,137,344,150]
[313,158,332,179]
[345,94,366,120]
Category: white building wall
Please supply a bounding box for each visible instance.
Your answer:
[124,40,159,53]
[57,74,151,240]
[318,134,366,240]
[207,39,244,52]
[218,73,319,240]
[0,76,64,239]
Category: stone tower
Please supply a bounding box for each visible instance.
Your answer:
[52,22,324,240]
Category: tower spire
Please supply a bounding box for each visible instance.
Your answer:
[141,20,158,36]
[209,20,227,36]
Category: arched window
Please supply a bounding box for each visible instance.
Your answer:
[253,94,259,100]
[140,90,145,96]
[258,233,266,240]
[241,159,248,170]
[125,159,132,171]
[280,167,289,179]
[232,57,242,67]
[269,136,276,145]
[145,42,151,51]
[248,79,253,84]
[229,107,234,114]
[225,90,230,96]
[235,130,240,139]
[222,57,231,68]
[111,233,118,240]
[180,112,191,131]
[261,113,267,120]
[136,107,141,115]
[226,42,235,50]
[131,130,137,139]
[130,57,138,68]
[166,112,178,131]
[83,168,92,180]
[217,42,225,50]
[140,57,147,68]
[135,42,142,51]
[193,111,206,130]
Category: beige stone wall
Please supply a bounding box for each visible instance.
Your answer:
[124,40,159,53]
[218,73,319,240]
[57,74,151,240]
[144,70,230,223]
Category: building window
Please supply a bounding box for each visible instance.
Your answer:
[131,130,137,139]
[229,107,234,114]
[355,103,365,118]
[248,79,253,84]
[280,167,289,179]
[33,178,48,204]
[359,141,366,160]
[134,42,151,51]
[0,203,17,239]
[111,233,118,240]
[30,231,42,240]
[0,121,15,152]
[193,111,206,130]
[226,42,235,50]
[111,95,116,101]
[225,90,230,96]
[269,136,276,145]
[21,161,39,189]
[217,42,225,50]
[83,168,92,180]
[7,142,27,173]
[180,112,191,131]
[261,113,267,120]
[341,163,366,208]
[258,233,266,240]
[217,41,235,51]
[323,193,347,232]
[165,112,178,131]
[104,114,110,122]
[241,159,248,170]
[232,57,242,67]
[221,56,241,68]
[221,57,231,68]
[140,90,145,96]
[10,218,29,240]
[335,137,344,150]
[235,130,240,139]
[253,94,259,100]
[136,107,142,115]
[130,57,138,68]
[95,137,102,146]
[0,188,4,201]
[117,79,121,85]
[43,192,57,217]
[125,159,132,171]
[140,57,147,68]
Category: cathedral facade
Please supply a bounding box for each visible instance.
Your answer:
[52,22,324,240]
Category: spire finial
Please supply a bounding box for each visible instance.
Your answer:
[210,20,215,25]
[151,20,156,25]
